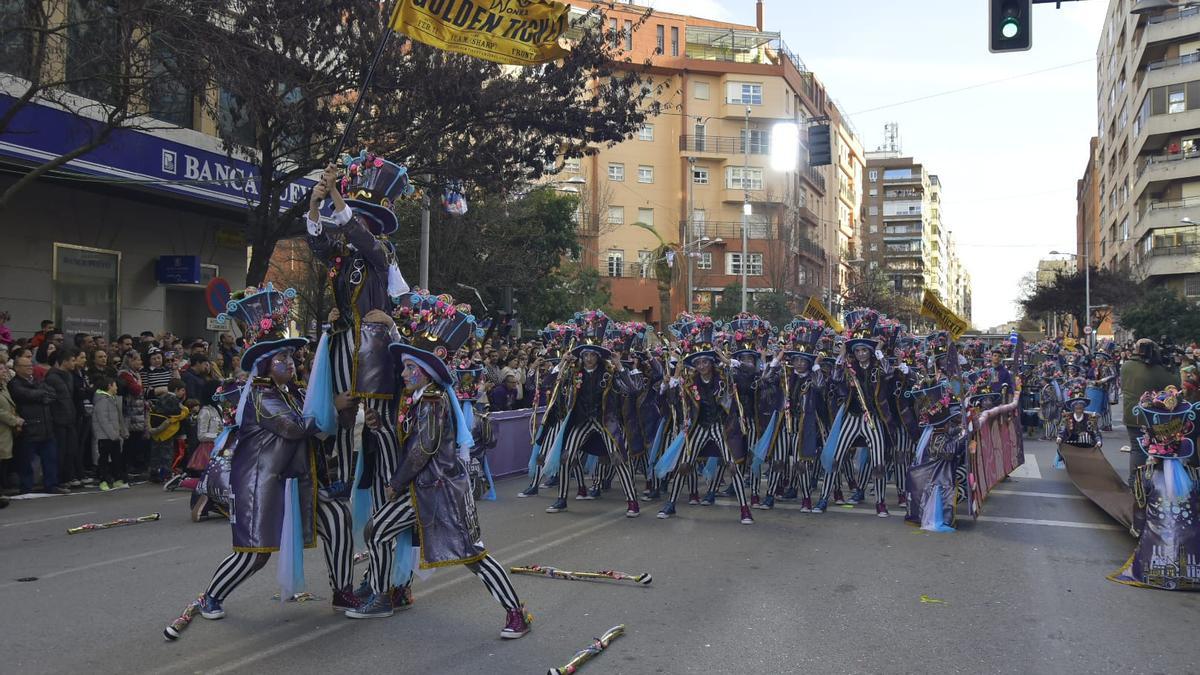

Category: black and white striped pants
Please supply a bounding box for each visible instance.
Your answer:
[363,489,521,610]
[820,413,887,504]
[330,329,400,506]
[526,419,565,491]
[668,423,748,509]
[205,498,354,600]
[557,419,636,503]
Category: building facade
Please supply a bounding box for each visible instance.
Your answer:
[559,0,864,325]
[1094,0,1200,297]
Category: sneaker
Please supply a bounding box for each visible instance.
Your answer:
[800,497,812,513]
[164,474,184,492]
[390,585,415,611]
[812,498,827,514]
[849,489,864,505]
[68,479,82,488]
[783,487,798,501]
[876,502,889,518]
[754,495,774,510]
[332,586,364,612]
[517,486,539,498]
[82,477,96,485]
[344,592,394,619]
[501,606,533,639]
[646,489,661,500]
[700,492,716,506]
[687,492,700,506]
[587,487,601,500]
[191,495,210,522]
[720,483,736,498]
[834,489,846,505]
[51,486,71,495]
[542,475,560,488]
[739,506,754,524]
[199,594,225,620]
[99,481,111,492]
[656,502,676,519]
[112,480,127,489]
[545,498,568,513]
[897,492,908,508]
[625,500,641,518]
[353,579,372,600]
[1119,445,1131,454]
[575,486,592,501]
[749,495,761,508]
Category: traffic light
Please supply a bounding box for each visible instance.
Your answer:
[990,0,1031,53]
[808,124,832,167]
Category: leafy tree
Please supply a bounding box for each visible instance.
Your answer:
[711,283,743,322]
[752,291,793,327]
[1020,267,1141,336]
[0,0,212,208]
[1115,287,1200,343]
[524,262,612,329]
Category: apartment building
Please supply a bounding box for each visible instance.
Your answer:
[1094,0,1200,298]
[861,152,971,320]
[1076,136,1115,338]
[559,0,864,325]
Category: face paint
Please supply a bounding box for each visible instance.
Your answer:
[854,346,871,361]
[402,359,429,390]
[270,351,295,381]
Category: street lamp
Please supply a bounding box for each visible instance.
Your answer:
[742,105,751,313]
[1050,249,1090,348]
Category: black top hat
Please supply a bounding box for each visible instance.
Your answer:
[905,382,962,428]
[844,308,881,352]
[337,151,415,236]
[726,314,771,359]
[569,310,613,359]
[679,316,720,368]
[781,319,824,361]
[219,284,307,372]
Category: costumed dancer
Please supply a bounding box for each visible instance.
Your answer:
[1054,379,1099,467]
[519,323,578,497]
[760,320,827,511]
[903,382,968,532]
[349,296,533,638]
[645,345,683,501]
[1088,351,1116,432]
[189,380,241,522]
[657,316,754,524]
[713,314,776,507]
[887,332,923,508]
[615,324,663,500]
[543,311,643,518]
[1110,387,1200,590]
[195,286,350,620]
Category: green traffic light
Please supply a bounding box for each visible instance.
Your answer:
[1001,17,1020,39]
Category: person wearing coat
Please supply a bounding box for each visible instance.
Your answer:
[8,353,64,494]
[90,375,127,489]
[0,361,21,505]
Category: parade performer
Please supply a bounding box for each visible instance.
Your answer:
[305,157,410,492]
[656,317,754,524]
[195,285,356,620]
[349,296,533,638]
[816,310,900,516]
[760,320,828,511]
[615,324,664,499]
[713,314,776,506]
[903,383,968,532]
[1057,381,1102,451]
[519,323,577,498]
[887,331,922,507]
[189,380,241,522]
[1087,351,1116,431]
[1110,387,1200,590]
[543,311,643,518]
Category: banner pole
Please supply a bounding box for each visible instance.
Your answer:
[330,1,400,163]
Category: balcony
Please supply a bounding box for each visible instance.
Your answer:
[1134,150,1200,198]
[796,204,820,226]
[1138,197,1200,233]
[883,206,923,220]
[800,166,826,194]
[1138,53,1200,106]
[1134,242,1200,280]
[721,187,784,205]
[884,247,924,258]
[683,25,807,74]
[791,235,825,262]
[685,220,774,240]
[1133,108,1200,158]
[603,262,658,280]
[1136,7,1200,70]
[679,135,770,157]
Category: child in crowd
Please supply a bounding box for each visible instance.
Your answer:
[148,379,189,483]
[91,376,127,490]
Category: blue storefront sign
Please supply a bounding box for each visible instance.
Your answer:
[0,94,315,211]
[156,256,202,285]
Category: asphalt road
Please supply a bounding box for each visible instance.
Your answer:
[1,419,1197,674]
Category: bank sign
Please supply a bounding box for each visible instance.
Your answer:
[0,94,314,210]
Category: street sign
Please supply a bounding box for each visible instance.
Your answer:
[205,277,232,317]
[206,317,227,331]
[1084,326,1093,335]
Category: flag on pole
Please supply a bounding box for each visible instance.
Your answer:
[389,0,571,66]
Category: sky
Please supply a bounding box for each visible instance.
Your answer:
[646,0,1109,330]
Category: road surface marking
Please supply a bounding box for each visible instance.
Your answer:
[0,511,96,528]
[975,515,1123,531]
[0,546,184,590]
[988,490,1086,500]
[1008,454,1042,479]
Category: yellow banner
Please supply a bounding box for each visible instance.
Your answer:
[920,290,969,340]
[389,0,570,66]
[801,297,843,333]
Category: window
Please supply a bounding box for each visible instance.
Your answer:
[869,188,878,197]
[870,243,878,251]
[1120,215,1130,242]
[694,81,710,100]
[66,0,120,105]
[1170,87,1186,114]
[606,250,624,277]
[638,124,654,141]
[637,250,653,278]
[696,252,712,270]
[608,163,625,181]
[146,39,194,128]
[869,223,878,234]
[623,20,633,51]
[693,122,707,151]
[726,167,764,191]
[1185,275,1200,297]
[692,166,709,184]
[655,24,664,53]
[868,169,878,182]
[0,0,33,79]
[637,165,654,184]
[637,207,654,226]
[883,168,913,181]
[607,206,624,225]
[670,26,679,56]
[727,82,763,105]
[609,18,618,47]
[564,157,581,173]
[725,252,764,276]
[868,206,879,216]
[740,129,770,155]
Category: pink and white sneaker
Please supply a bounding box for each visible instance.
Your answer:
[501,605,533,639]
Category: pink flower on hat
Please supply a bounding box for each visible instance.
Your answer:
[260,318,272,331]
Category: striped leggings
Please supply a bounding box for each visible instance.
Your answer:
[525,419,565,491]
[820,413,888,505]
[205,498,354,600]
[557,419,636,503]
[363,489,521,610]
[668,423,748,509]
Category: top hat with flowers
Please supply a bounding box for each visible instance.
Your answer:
[780,319,824,362]
[678,316,721,368]
[388,291,482,387]
[843,308,881,353]
[609,321,650,359]
[905,382,962,428]
[964,370,1004,409]
[1134,386,1199,459]
[1062,378,1091,408]
[537,321,578,363]
[337,150,416,236]
[218,283,306,372]
[724,313,772,360]
[567,310,613,359]
[453,359,485,402]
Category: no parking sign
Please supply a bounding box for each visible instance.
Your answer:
[205,277,232,317]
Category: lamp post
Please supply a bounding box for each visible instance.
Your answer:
[741,105,751,312]
[1050,249,1090,348]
